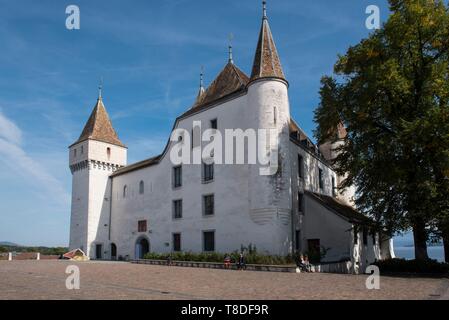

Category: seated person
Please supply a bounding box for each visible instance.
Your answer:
[224,254,231,269]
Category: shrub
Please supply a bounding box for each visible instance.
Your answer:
[373,258,449,274]
[143,250,296,265]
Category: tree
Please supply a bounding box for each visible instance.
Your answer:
[314,0,449,261]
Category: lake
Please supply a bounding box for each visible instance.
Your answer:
[394,246,445,262]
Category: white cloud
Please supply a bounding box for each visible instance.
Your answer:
[0,110,22,145]
[0,110,70,205]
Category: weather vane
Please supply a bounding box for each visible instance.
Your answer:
[228,33,234,63]
[98,77,103,99]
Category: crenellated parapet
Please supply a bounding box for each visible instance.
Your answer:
[70,159,124,174]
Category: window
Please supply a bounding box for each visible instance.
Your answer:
[74,148,77,157]
[295,230,301,251]
[332,176,336,196]
[123,185,127,198]
[363,227,368,246]
[372,232,377,245]
[173,200,182,219]
[203,162,214,182]
[81,146,84,154]
[203,231,215,252]
[298,155,304,179]
[318,168,324,190]
[107,147,111,159]
[298,193,304,213]
[173,233,181,252]
[353,225,359,244]
[173,166,182,188]
[273,106,277,124]
[138,220,147,233]
[210,119,217,130]
[95,244,102,259]
[203,195,214,216]
[139,181,144,194]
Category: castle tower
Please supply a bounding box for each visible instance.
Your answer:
[68,91,127,258]
[246,1,293,255]
[319,123,355,205]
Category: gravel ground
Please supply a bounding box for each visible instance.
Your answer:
[0,260,447,300]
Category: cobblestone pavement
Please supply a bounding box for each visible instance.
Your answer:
[0,260,448,300]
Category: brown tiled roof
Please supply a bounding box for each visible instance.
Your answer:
[305,191,373,225]
[192,62,249,109]
[74,98,125,147]
[250,16,286,83]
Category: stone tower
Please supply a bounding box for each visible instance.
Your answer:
[246,1,293,255]
[68,94,127,258]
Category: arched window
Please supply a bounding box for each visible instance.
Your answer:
[123,185,127,198]
[107,147,111,159]
[139,181,144,195]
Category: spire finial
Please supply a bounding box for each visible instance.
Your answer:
[262,1,267,19]
[228,33,234,64]
[98,77,103,99]
[200,65,204,88]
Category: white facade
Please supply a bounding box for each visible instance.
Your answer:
[68,5,393,271]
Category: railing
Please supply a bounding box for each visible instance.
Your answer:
[131,259,297,273]
[131,258,355,274]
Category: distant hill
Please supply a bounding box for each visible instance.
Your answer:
[0,241,20,246]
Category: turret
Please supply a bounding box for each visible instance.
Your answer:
[69,89,127,258]
[318,123,355,205]
[246,1,293,255]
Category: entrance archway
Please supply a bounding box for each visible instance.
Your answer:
[135,237,150,259]
[110,243,117,260]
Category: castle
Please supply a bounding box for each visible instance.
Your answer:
[69,2,394,271]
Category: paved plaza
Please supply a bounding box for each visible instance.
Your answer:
[0,260,448,300]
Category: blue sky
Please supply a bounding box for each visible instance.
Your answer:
[0,0,398,247]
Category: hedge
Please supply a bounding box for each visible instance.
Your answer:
[373,258,449,274]
[143,251,297,265]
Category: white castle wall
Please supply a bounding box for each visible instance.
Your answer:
[69,140,127,258]
[110,78,296,258]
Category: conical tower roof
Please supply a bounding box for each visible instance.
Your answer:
[250,1,286,83]
[74,97,125,147]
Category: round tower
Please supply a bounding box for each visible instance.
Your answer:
[246,1,293,255]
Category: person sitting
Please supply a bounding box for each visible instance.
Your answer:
[296,254,308,273]
[303,255,312,272]
[223,254,231,269]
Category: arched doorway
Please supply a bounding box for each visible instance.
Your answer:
[110,243,117,260]
[135,237,150,259]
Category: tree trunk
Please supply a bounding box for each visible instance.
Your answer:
[412,218,429,260]
[443,230,449,263]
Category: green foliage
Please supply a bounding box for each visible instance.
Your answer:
[314,0,449,259]
[0,245,67,255]
[0,246,7,253]
[143,246,296,265]
[373,258,449,274]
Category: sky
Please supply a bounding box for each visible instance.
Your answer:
[0,0,400,247]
